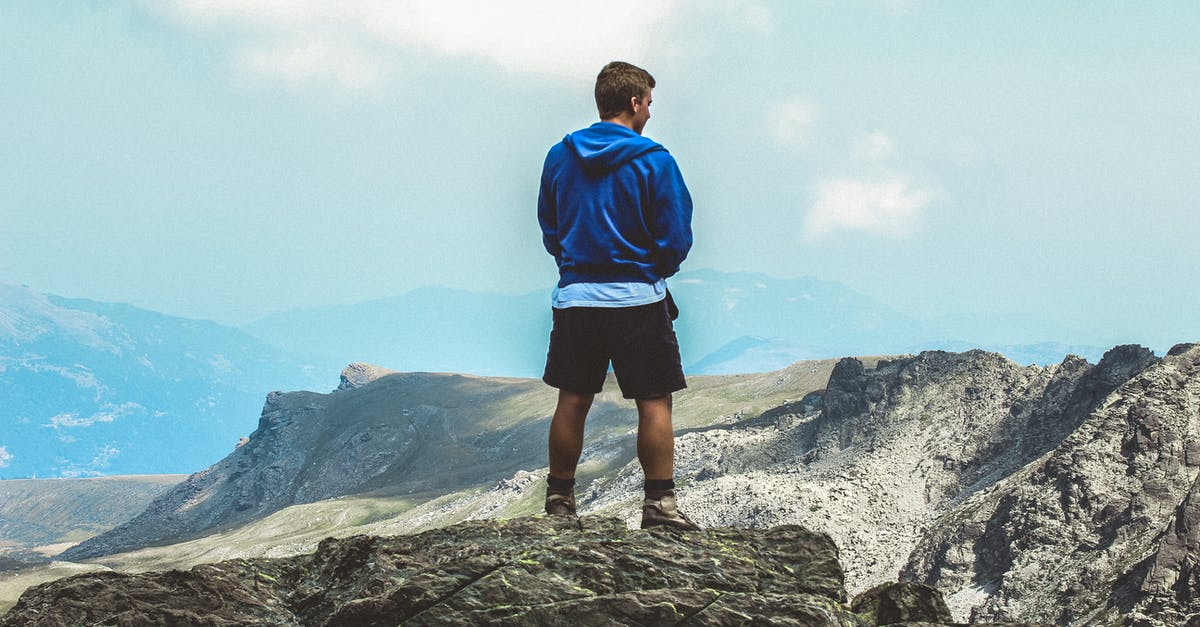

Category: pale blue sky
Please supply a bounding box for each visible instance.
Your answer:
[2,1,1197,349]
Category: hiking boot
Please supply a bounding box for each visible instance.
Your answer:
[545,491,576,516]
[641,493,701,531]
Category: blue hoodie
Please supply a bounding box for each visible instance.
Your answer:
[538,122,693,288]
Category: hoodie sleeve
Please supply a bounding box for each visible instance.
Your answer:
[645,154,693,278]
[537,151,561,263]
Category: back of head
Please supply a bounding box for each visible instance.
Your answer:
[595,61,655,120]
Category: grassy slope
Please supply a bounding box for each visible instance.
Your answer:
[0,475,186,551]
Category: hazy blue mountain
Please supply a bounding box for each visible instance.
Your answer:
[0,283,325,478]
[685,336,829,375]
[243,286,553,379]
[241,269,1112,378]
[242,270,927,379]
[669,269,927,365]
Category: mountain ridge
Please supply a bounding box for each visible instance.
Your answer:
[48,341,1200,625]
[60,360,844,561]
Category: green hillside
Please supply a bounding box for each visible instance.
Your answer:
[0,475,185,553]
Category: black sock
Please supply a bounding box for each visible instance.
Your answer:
[644,478,675,499]
[547,475,575,495]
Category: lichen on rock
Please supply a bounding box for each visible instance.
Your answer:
[3,515,988,626]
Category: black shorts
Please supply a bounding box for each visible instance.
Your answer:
[542,299,687,400]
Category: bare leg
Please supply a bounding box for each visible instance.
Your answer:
[548,389,594,480]
[636,394,675,481]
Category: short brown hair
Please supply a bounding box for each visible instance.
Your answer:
[595,61,655,120]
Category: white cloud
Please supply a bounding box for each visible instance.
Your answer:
[805,176,937,240]
[851,131,896,161]
[45,402,144,429]
[151,0,679,87]
[766,97,818,146]
[48,412,112,428]
[0,446,12,467]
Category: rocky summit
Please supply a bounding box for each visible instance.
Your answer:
[4,515,1028,626]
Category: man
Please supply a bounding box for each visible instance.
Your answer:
[537,61,698,530]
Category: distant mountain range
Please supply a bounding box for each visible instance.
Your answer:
[2,270,1117,478]
[243,268,1115,379]
[0,283,326,478]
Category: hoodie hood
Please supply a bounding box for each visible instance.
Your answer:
[563,122,665,174]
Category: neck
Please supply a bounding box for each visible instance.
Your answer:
[601,114,639,133]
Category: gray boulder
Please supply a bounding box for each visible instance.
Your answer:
[851,581,954,625]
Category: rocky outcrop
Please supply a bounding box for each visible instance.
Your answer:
[584,348,1142,590]
[3,516,987,626]
[574,343,1197,625]
[851,581,954,625]
[335,362,397,392]
[901,343,1200,625]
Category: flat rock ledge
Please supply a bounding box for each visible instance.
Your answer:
[1,516,1042,626]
